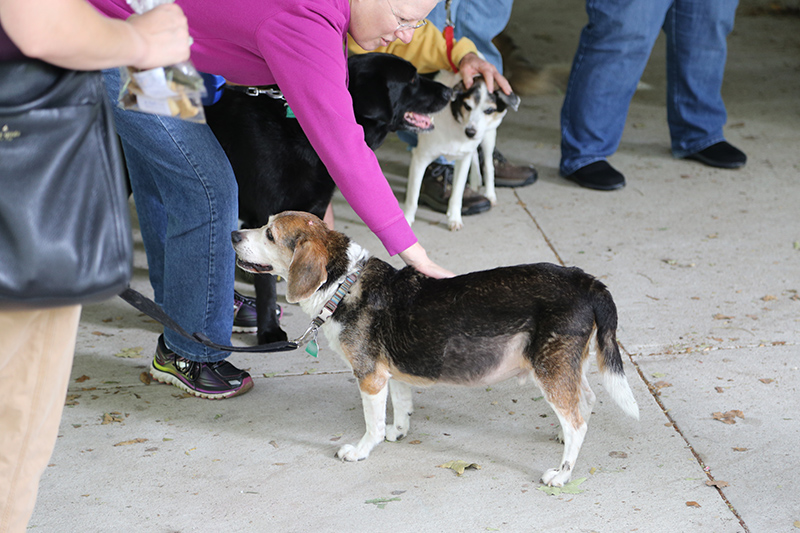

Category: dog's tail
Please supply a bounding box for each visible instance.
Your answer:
[592,282,640,420]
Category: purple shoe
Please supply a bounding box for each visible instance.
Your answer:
[150,335,253,399]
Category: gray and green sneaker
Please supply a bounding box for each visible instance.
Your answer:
[150,335,253,399]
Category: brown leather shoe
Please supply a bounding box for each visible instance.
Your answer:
[480,148,538,188]
[417,163,491,216]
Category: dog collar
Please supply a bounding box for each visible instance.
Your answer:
[293,261,366,357]
[223,84,296,118]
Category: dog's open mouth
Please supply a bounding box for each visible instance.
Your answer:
[403,111,434,131]
[236,258,273,274]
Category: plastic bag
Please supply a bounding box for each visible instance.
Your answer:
[117,0,207,122]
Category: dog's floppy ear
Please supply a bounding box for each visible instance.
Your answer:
[495,90,520,112]
[286,237,328,303]
[451,80,467,99]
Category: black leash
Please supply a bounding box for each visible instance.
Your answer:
[118,287,297,353]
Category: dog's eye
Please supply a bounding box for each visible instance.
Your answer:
[484,107,496,115]
[266,228,274,242]
[464,103,472,111]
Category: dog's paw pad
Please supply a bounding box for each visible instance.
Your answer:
[447,220,464,232]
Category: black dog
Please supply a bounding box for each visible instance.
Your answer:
[205,53,453,343]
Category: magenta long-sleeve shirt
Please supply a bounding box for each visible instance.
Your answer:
[89,0,417,256]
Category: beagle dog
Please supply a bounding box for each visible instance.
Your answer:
[405,71,520,231]
[231,211,639,487]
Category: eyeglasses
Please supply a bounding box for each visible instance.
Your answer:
[386,0,428,31]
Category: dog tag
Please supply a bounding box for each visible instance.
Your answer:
[305,338,319,357]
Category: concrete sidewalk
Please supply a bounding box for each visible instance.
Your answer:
[30,2,798,532]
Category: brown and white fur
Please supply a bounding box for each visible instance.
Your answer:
[231,211,639,487]
[405,70,520,231]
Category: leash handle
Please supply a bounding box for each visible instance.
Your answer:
[119,287,297,353]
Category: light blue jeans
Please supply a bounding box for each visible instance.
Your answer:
[559,0,738,176]
[103,69,237,363]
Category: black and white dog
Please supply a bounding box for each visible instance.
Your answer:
[405,69,520,231]
[232,211,639,487]
[205,53,452,343]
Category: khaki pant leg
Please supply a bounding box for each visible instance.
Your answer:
[0,305,81,533]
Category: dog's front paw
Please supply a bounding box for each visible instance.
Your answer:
[385,425,407,442]
[447,218,464,231]
[336,443,370,462]
[541,467,571,487]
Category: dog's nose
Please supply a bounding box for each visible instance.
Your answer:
[231,230,242,244]
[465,127,477,139]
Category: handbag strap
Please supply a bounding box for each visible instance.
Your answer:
[119,287,297,353]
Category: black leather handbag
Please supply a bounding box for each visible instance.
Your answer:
[0,60,133,309]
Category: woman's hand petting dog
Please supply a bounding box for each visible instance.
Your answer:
[398,242,454,279]
[458,52,512,95]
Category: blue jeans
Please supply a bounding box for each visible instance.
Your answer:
[427,0,514,73]
[102,69,237,363]
[559,0,738,176]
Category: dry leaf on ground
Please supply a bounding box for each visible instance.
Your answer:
[139,372,152,385]
[114,346,143,358]
[712,410,744,424]
[113,438,148,447]
[438,460,481,476]
[538,477,587,496]
[686,501,701,508]
[101,412,124,425]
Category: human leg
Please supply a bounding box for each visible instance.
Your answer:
[102,69,238,364]
[560,0,671,178]
[664,0,739,157]
[0,306,81,533]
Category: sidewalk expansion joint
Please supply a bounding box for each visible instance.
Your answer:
[619,340,751,532]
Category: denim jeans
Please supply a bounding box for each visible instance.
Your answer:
[427,0,514,73]
[559,0,738,176]
[102,69,237,363]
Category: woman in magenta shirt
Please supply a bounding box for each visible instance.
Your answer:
[90,0,451,399]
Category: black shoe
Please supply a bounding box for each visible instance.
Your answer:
[685,141,746,169]
[566,161,625,191]
[150,335,254,399]
[417,163,491,216]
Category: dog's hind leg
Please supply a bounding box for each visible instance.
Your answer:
[337,373,389,462]
[540,400,587,487]
[385,379,413,442]
[476,129,498,205]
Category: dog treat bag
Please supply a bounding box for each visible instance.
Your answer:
[117,0,207,123]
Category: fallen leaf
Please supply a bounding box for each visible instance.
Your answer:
[762,295,778,302]
[653,381,672,390]
[713,313,735,320]
[139,372,152,385]
[794,520,800,529]
[365,497,401,509]
[686,501,701,508]
[75,375,91,383]
[438,460,481,476]
[732,447,749,452]
[759,378,774,384]
[65,394,81,406]
[269,440,279,448]
[538,477,587,496]
[706,480,729,488]
[113,438,148,447]
[101,412,124,425]
[715,387,725,393]
[114,346,143,358]
[409,440,422,445]
[92,331,113,337]
[712,410,745,424]
[609,451,628,459]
